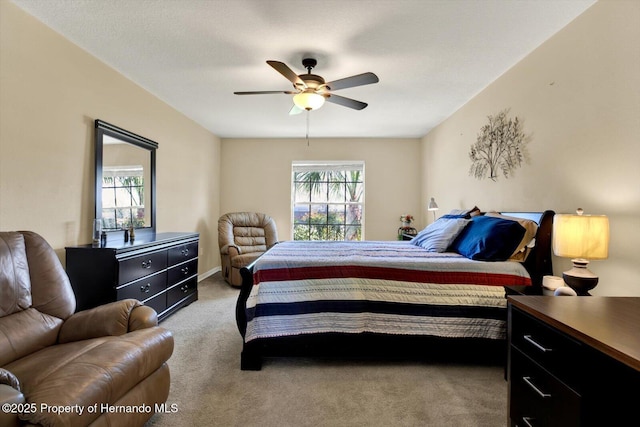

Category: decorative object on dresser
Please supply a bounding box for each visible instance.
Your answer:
[541,275,565,296]
[66,232,199,321]
[552,208,609,295]
[507,296,639,427]
[553,286,578,296]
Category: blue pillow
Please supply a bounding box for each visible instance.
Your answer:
[410,215,470,252]
[449,215,526,261]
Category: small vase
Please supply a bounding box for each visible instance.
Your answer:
[92,219,102,247]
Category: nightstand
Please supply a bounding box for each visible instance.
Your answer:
[398,226,417,240]
[507,296,640,427]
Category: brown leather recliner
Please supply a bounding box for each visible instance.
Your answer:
[0,231,174,427]
[218,212,278,287]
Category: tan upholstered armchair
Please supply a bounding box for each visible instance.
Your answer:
[0,231,173,427]
[218,212,279,287]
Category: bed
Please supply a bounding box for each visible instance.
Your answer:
[236,210,554,370]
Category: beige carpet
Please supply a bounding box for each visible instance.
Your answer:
[145,273,508,427]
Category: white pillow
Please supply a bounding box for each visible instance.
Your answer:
[410,216,470,252]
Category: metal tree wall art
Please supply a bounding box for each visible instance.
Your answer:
[469,109,530,181]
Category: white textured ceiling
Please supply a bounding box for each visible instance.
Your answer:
[12,0,596,138]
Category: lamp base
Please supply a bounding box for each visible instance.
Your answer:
[562,259,598,296]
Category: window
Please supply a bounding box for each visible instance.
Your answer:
[292,161,364,241]
[101,166,145,230]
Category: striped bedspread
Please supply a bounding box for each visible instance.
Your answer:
[245,241,531,343]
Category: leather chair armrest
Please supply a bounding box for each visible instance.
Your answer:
[0,368,20,390]
[221,244,241,256]
[0,384,24,427]
[0,369,23,427]
[58,299,156,343]
[128,304,158,331]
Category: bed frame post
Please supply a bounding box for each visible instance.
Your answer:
[235,265,254,337]
[241,341,263,371]
[527,210,555,288]
[236,263,263,370]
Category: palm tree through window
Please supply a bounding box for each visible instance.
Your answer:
[292,161,364,241]
[101,165,145,230]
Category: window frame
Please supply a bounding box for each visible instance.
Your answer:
[291,160,365,241]
[101,165,146,230]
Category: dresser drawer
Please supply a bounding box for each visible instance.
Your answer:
[118,250,168,285]
[143,291,167,315]
[168,259,198,286]
[510,347,581,427]
[168,241,198,265]
[511,308,583,391]
[117,271,167,302]
[167,276,197,307]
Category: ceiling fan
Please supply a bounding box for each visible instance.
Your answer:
[234,58,379,114]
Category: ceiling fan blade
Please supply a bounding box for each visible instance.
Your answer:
[325,72,379,91]
[325,94,368,110]
[267,60,307,88]
[234,91,296,95]
[289,105,304,115]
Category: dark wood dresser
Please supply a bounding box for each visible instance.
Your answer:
[66,232,199,321]
[507,296,640,427]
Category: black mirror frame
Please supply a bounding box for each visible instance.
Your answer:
[95,119,158,235]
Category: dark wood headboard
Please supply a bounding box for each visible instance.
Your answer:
[499,210,555,288]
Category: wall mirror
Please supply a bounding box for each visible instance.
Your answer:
[95,119,157,234]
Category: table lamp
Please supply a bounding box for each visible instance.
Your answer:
[552,209,609,295]
[427,197,439,222]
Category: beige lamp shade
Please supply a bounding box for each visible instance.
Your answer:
[552,213,609,260]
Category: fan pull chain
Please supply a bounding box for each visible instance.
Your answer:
[306,110,310,146]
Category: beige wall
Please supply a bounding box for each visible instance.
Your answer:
[421,0,640,296]
[220,138,422,241]
[0,1,221,275]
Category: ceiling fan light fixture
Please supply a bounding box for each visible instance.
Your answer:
[293,91,325,111]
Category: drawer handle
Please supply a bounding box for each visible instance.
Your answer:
[522,416,535,427]
[181,248,189,256]
[522,376,551,398]
[180,285,189,293]
[140,283,151,293]
[181,266,189,276]
[523,335,553,353]
[141,259,153,269]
